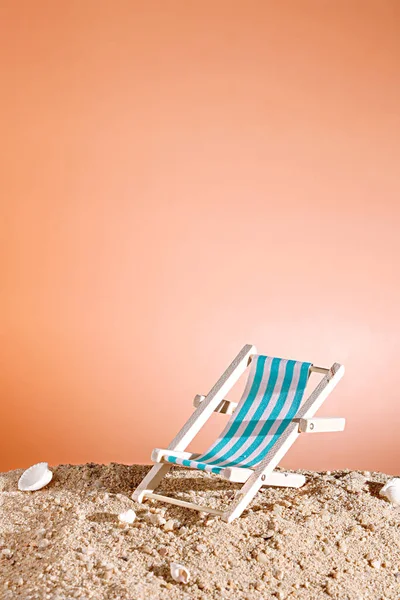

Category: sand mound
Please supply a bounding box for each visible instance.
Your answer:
[0,463,399,599]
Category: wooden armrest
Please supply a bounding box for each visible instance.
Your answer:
[151,448,201,463]
[298,417,345,433]
[193,394,237,415]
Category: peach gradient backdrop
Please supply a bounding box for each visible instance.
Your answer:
[1,1,399,474]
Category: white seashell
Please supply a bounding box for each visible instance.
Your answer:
[18,462,53,492]
[170,562,190,584]
[379,478,400,506]
[118,509,136,524]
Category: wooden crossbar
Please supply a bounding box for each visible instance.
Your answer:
[143,493,224,516]
[310,365,330,375]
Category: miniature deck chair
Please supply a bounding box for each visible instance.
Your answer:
[132,345,345,522]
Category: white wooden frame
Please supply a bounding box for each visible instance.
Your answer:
[132,345,345,521]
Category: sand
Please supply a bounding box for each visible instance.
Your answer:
[0,463,399,600]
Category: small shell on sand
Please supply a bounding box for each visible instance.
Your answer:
[118,509,136,524]
[18,463,53,492]
[379,478,400,505]
[170,562,190,584]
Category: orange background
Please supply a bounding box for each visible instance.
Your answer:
[1,1,399,474]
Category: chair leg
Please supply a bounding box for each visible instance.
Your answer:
[131,463,171,503]
[222,468,266,522]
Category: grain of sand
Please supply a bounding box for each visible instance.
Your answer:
[0,463,399,599]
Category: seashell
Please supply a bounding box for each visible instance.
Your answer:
[118,509,136,524]
[170,562,190,584]
[18,462,53,492]
[379,478,400,506]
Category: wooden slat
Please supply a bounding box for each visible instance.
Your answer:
[143,493,224,516]
[310,365,330,375]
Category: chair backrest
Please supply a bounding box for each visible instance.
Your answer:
[197,355,311,469]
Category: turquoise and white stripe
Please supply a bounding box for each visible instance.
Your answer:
[164,355,311,475]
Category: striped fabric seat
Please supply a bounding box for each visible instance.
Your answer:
[164,355,311,475]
